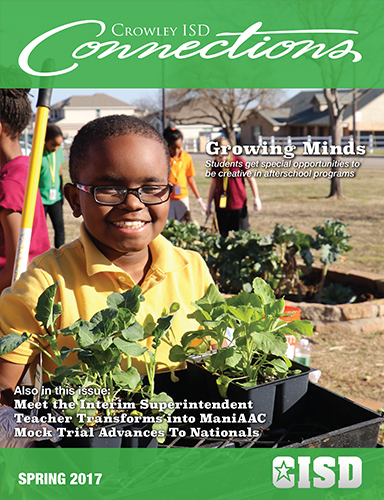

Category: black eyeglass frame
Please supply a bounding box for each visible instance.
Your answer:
[74,182,173,206]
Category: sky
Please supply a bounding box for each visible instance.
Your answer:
[29,88,306,111]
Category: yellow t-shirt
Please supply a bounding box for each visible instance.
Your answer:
[168,150,195,200]
[0,224,213,378]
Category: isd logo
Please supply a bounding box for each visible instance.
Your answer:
[272,456,362,489]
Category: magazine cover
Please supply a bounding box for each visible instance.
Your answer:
[0,1,384,499]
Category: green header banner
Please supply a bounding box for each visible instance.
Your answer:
[1,0,384,88]
[1,448,384,499]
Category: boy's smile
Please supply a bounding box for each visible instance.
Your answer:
[65,134,170,276]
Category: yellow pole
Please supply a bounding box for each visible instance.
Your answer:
[12,90,52,283]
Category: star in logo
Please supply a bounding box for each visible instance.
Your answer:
[274,460,293,482]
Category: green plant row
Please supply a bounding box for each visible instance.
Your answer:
[169,278,313,397]
[162,219,352,298]
[0,283,178,441]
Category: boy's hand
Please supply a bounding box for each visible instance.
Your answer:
[0,405,60,448]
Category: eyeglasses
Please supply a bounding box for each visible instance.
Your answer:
[74,183,173,206]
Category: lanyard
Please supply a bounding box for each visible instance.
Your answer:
[170,157,182,183]
[222,153,233,194]
[46,150,56,187]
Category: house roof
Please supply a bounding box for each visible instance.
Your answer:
[254,89,384,127]
[258,89,384,125]
[51,93,135,109]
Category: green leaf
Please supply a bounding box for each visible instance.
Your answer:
[242,282,253,293]
[112,366,141,390]
[252,278,275,304]
[52,363,83,383]
[114,337,147,357]
[150,392,174,415]
[187,309,212,324]
[180,329,212,349]
[209,348,242,370]
[0,332,31,356]
[193,284,224,312]
[107,285,144,314]
[227,305,254,323]
[76,321,96,347]
[60,345,80,361]
[115,308,134,330]
[226,291,263,308]
[284,320,313,336]
[152,418,168,443]
[58,320,82,337]
[168,345,189,363]
[320,244,340,265]
[120,322,144,342]
[268,358,290,377]
[300,248,314,267]
[79,346,121,375]
[169,302,180,314]
[216,375,231,398]
[251,331,288,357]
[265,297,285,318]
[151,314,177,347]
[35,281,61,331]
[142,314,157,337]
[89,307,119,334]
[92,337,114,352]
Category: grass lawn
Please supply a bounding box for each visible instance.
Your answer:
[58,157,384,274]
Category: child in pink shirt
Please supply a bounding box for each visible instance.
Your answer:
[0,89,50,293]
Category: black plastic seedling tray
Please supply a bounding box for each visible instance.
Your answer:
[185,359,312,429]
[268,383,383,448]
[159,383,383,449]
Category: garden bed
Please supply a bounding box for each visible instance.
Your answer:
[285,264,384,335]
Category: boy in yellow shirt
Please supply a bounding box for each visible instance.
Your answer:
[0,115,213,408]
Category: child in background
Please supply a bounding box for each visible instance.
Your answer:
[206,137,262,237]
[0,115,213,410]
[163,127,206,221]
[39,124,65,248]
[0,89,50,294]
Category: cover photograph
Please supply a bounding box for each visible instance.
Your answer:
[0,1,383,499]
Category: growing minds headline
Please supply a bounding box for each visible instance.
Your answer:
[204,139,364,180]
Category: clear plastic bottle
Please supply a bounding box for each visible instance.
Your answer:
[295,338,312,367]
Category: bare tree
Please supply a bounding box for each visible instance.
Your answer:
[323,88,370,199]
[132,91,163,115]
[166,89,281,146]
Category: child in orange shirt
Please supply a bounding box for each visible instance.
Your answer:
[163,127,206,221]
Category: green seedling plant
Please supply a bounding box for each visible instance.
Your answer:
[313,220,353,299]
[320,283,357,305]
[169,278,313,398]
[271,224,314,298]
[141,302,180,400]
[207,231,278,294]
[0,283,178,441]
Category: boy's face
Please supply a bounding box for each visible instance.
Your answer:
[65,134,169,263]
